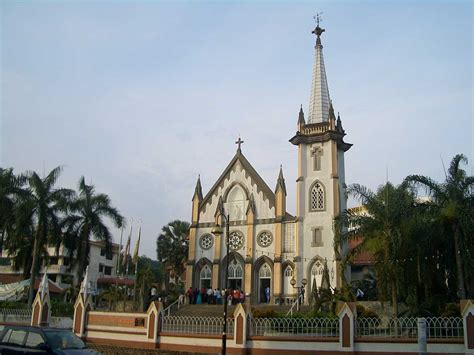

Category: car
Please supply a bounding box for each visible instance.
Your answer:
[0,325,100,354]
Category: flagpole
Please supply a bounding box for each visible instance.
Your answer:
[133,221,141,302]
[117,226,124,276]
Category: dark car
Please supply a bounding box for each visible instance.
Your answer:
[0,325,100,354]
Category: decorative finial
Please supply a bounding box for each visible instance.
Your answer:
[312,12,325,38]
[235,136,244,152]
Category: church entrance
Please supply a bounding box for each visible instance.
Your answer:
[258,263,272,303]
[227,259,243,291]
[200,265,212,289]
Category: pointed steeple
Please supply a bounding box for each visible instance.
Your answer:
[308,22,330,124]
[275,165,287,196]
[193,175,203,201]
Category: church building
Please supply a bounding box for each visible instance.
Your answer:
[185,23,352,304]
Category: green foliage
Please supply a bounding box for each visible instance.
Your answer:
[0,300,28,309]
[356,305,380,319]
[62,176,124,284]
[156,220,190,289]
[251,307,281,318]
[50,300,74,317]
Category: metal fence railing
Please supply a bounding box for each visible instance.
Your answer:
[0,308,31,324]
[251,317,339,337]
[161,315,234,336]
[356,318,418,338]
[426,317,463,339]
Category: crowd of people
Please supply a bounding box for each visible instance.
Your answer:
[186,287,246,305]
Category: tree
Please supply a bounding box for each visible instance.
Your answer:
[20,166,74,306]
[0,168,27,251]
[63,177,124,284]
[405,154,474,299]
[335,182,417,316]
[156,220,189,289]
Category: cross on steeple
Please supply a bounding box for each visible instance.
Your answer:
[312,12,325,38]
[235,136,244,152]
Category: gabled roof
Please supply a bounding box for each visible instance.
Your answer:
[200,150,276,213]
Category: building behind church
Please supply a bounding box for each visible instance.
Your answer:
[185,23,352,304]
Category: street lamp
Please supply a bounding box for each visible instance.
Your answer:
[211,213,230,355]
[290,277,307,310]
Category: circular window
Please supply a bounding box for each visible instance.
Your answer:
[257,231,273,248]
[228,231,244,251]
[199,234,214,250]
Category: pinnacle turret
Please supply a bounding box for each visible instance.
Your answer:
[193,175,203,201]
[298,105,306,126]
[275,165,287,196]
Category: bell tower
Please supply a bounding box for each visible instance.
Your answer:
[290,20,352,288]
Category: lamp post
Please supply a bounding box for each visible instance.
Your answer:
[211,213,230,355]
[290,277,307,310]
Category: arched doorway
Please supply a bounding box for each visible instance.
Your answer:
[200,265,212,289]
[228,259,243,290]
[309,258,324,302]
[258,263,272,303]
[221,252,245,291]
[194,258,212,289]
[253,256,274,303]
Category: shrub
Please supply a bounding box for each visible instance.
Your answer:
[356,305,379,319]
[50,300,74,317]
[0,301,28,309]
[251,308,280,318]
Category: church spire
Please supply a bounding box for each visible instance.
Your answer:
[308,16,330,124]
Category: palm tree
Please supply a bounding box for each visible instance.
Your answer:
[156,220,189,289]
[20,166,74,306]
[63,177,124,285]
[405,154,474,299]
[0,168,27,250]
[335,182,417,316]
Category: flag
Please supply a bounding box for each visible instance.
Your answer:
[122,224,132,266]
[132,224,141,264]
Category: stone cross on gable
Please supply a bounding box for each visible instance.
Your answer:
[235,137,244,152]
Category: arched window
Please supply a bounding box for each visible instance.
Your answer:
[310,181,325,211]
[284,266,293,277]
[227,185,245,221]
[259,263,272,278]
[311,260,324,276]
[200,265,211,288]
[228,259,243,279]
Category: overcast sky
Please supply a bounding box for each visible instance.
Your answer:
[1,1,472,259]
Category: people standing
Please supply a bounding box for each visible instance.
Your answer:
[265,286,270,303]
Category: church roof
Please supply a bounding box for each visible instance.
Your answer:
[308,24,330,124]
[200,149,276,212]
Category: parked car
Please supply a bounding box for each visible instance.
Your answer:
[0,325,100,354]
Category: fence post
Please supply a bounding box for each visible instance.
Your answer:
[460,300,474,353]
[31,272,50,327]
[146,301,163,347]
[232,303,247,351]
[417,317,427,355]
[337,302,356,352]
[73,267,93,338]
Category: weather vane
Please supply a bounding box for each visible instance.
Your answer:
[314,12,323,27]
[312,12,325,37]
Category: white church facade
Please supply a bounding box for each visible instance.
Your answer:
[185,23,352,304]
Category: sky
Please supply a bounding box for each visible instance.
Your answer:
[1,1,472,259]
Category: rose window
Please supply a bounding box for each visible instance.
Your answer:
[228,231,244,251]
[199,234,214,250]
[257,231,273,248]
